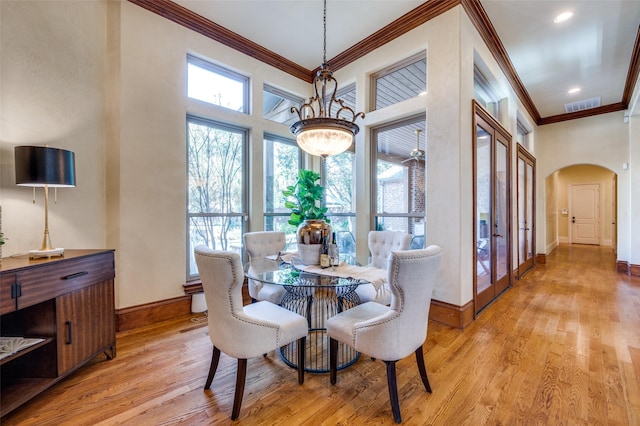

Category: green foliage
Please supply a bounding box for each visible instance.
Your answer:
[282,169,329,227]
[0,232,6,246]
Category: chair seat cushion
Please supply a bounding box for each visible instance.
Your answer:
[256,283,286,304]
[244,301,308,346]
[326,302,390,348]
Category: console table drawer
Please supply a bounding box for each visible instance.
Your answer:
[10,252,115,310]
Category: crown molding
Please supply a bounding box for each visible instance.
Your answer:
[538,102,627,126]
[127,0,637,127]
[127,0,312,82]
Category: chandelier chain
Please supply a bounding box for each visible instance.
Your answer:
[323,0,327,64]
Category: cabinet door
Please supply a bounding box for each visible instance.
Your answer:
[1,272,17,314]
[56,280,115,375]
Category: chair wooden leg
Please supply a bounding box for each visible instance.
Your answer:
[384,360,402,424]
[297,336,306,384]
[204,346,221,390]
[329,338,338,385]
[231,358,247,420]
[414,345,432,392]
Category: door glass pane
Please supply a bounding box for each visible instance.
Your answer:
[495,140,508,281]
[476,126,492,293]
[518,158,526,263]
[526,163,534,260]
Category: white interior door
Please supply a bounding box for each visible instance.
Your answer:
[571,183,600,245]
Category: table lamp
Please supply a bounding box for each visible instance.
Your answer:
[14,145,76,259]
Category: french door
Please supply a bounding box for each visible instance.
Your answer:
[473,101,511,314]
[517,145,535,277]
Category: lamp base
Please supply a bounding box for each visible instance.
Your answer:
[29,248,65,259]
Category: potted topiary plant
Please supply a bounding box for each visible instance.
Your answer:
[282,169,331,265]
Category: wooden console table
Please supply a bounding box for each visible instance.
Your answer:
[0,249,116,417]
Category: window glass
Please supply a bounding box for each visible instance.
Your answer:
[324,149,357,258]
[473,65,501,120]
[373,116,426,248]
[187,55,249,113]
[329,83,357,118]
[264,134,301,248]
[516,118,531,150]
[263,84,303,125]
[371,53,426,111]
[187,116,247,277]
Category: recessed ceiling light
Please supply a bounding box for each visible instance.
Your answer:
[554,11,574,23]
[568,87,581,94]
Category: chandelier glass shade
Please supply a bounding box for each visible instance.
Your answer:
[290,1,364,157]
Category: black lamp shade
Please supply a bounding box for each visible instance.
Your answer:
[15,146,76,187]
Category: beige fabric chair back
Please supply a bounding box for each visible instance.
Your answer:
[368,231,412,269]
[243,231,286,302]
[244,231,286,260]
[195,246,296,358]
[356,246,442,361]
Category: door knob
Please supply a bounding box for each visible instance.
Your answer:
[572,216,575,223]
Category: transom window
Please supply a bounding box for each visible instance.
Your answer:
[263,84,303,125]
[187,55,249,114]
[370,52,426,111]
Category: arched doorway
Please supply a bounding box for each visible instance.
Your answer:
[544,164,617,250]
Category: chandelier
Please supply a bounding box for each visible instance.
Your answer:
[290,0,365,157]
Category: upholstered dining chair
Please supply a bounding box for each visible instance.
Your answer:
[244,231,287,304]
[355,230,412,305]
[326,246,442,424]
[194,246,308,420]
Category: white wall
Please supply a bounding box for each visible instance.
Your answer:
[1,1,107,257]
[536,112,630,261]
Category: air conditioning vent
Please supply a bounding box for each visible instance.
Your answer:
[564,97,601,113]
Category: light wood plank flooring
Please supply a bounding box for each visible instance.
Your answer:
[3,244,639,425]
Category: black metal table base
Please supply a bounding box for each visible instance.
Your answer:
[279,283,361,373]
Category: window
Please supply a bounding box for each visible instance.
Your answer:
[372,115,426,247]
[473,64,502,120]
[516,116,532,151]
[263,134,301,249]
[187,116,247,278]
[263,84,303,125]
[330,83,357,118]
[187,55,249,114]
[323,148,357,258]
[371,52,426,111]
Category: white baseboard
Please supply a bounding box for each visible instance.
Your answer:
[558,236,569,244]
[546,239,558,253]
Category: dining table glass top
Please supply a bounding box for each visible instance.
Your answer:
[246,256,371,288]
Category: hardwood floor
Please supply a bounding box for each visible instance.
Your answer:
[3,244,639,425]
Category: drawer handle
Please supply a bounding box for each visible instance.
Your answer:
[65,321,73,344]
[62,271,89,280]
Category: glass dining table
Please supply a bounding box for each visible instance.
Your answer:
[246,256,370,373]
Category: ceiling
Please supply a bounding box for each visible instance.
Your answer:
[164,0,640,124]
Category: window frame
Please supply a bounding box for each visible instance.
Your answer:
[263,133,302,241]
[187,54,250,114]
[263,84,304,125]
[186,114,249,279]
[369,52,427,111]
[371,114,427,240]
